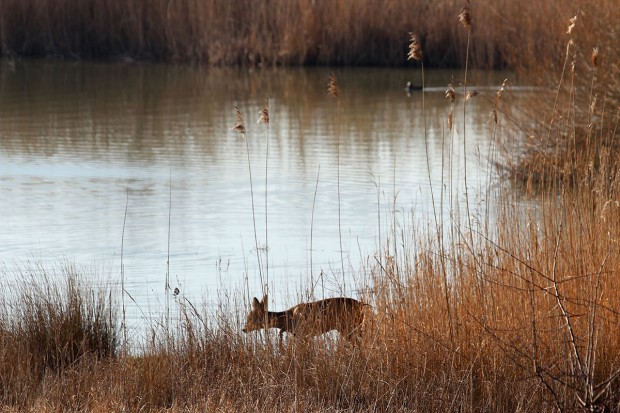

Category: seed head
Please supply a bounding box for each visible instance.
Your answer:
[591,47,599,68]
[257,98,270,126]
[232,106,246,134]
[496,79,508,101]
[459,5,471,29]
[327,73,339,99]
[566,15,577,35]
[407,33,423,61]
[590,94,597,115]
[445,86,456,103]
[465,90,478,101]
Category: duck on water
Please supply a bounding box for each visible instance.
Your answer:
[405,81,423,92]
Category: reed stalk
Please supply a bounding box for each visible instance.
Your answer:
[233,106,264,283]
[327,73,346,285]
[258,99,270,291]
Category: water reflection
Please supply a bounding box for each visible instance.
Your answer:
[0,59,518,324]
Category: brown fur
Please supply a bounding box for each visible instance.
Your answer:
[242,295,367,342]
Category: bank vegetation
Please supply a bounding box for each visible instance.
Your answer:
[0,0,617,70]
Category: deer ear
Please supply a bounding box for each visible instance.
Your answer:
[252,297,261,309]
[261,295,268,309]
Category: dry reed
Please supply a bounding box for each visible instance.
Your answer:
[406,33,423,62]
[0,0,617,71]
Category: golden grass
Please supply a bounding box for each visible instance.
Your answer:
[0,201,617,412]
[0,0,617,70]
[500,10,620,192]
[1,167,617,412]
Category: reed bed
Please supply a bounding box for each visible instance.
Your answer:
[1,157,618,412]
[1,4,619,413]
[0,0,617,70]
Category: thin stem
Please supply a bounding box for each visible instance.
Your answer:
[165,167,172,329]
[120,188,128,354]
[244,133,264,284]
[336,97,345,284]
[310,165,321,289]
[463,26,473,240]
[264,124,269,292]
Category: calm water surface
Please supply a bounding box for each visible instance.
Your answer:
[0,60,523,328]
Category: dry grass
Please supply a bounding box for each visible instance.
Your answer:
[0,263,117,407]
[2,165,618,412]
[500,10,620,192]
[0,0,617,70]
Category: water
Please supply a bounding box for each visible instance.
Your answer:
[0,59,521,326]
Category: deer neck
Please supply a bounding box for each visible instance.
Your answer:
[267,310,293,331]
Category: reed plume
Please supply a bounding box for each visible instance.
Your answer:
[459,3,472,29]
[327,73,340,99]
[591,47,599,68]
[446,85,456,131]
[407,33,423,61]
[257,99,270,126]
[496,79,508,101]
[566,15,577,35]
[445,86,456,103]
[491,80,507,125]
[465,90,478,101]
[232,106,246,134]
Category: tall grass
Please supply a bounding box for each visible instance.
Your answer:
[3,166,618,411]
[0,0,617,71]
[0,262,117,407]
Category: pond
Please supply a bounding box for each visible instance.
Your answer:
[0,59,524,330]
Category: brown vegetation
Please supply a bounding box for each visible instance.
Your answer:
[0,0,617,69]
[1,156,618,411]
[500,11,620,192]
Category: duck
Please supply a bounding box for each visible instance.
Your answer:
[405,81,423,92]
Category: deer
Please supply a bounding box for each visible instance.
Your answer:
[241,295,367,343]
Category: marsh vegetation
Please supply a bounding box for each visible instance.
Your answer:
[0,1,619,412]
[0,0,615,70]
